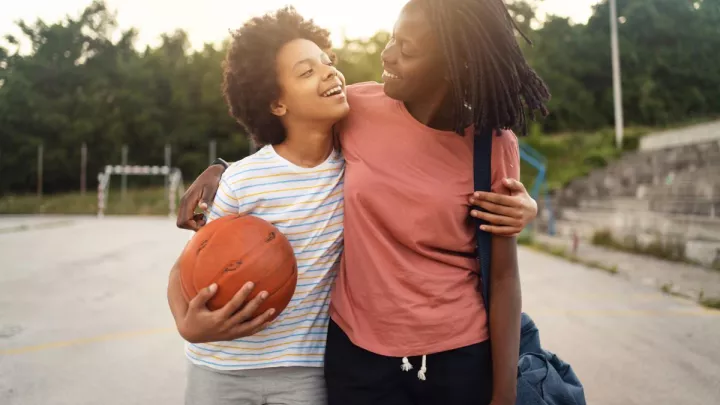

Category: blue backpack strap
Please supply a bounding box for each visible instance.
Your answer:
[473,127,494,315]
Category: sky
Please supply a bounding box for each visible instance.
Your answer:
[1,0,601,51]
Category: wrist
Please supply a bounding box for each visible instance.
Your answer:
[177,321,203,344]
[491,394,516,405]
[210,157,229,170]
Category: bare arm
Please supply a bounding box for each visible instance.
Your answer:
[176,164,226,231]
[488,235,522,405]
[167,254,189,327]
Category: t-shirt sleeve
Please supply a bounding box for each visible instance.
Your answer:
[490,129,521,195]
[207,171,253,221]
[188,168,254,241]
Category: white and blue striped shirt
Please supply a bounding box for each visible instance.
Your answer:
[185,145,344,370]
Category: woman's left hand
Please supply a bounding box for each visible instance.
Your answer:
[469,178,538,237]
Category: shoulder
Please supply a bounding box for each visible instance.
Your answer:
[489,129,521,190]
[347,81,384,95]
[492,129,519,150]
[347,82,387,106]
[491,128,520,164]
[338,82,390,138]
[222,146,281,189]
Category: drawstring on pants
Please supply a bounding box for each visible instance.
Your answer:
[400,355,427,381]
[401,357,413,372]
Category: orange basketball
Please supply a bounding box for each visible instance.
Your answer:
[180,214,297,322]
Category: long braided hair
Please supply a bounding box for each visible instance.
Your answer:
[410,0,551,134]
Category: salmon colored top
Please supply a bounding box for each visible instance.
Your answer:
[329,82,520,357]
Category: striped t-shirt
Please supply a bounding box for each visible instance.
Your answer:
[185,145,344,370]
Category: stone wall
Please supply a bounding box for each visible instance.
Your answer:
[640,120,720,151]
[543,123,720,267]
[558,140,720,211]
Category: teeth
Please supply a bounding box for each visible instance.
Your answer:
[383,70,399,80]
[322,86,343,97]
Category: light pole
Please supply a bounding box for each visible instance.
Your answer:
[610,0,624,149]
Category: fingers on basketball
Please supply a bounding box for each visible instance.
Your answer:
[228,291,272,325]
[189,283,217,311]
[216,282,252,318]
[229,311,275,339]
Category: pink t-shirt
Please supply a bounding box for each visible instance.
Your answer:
[329,82,521,357]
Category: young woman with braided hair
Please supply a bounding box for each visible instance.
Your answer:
[324,1,549,404]
[175,1,549,404]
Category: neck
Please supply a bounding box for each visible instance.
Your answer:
[273,120,334,168]
[404,86,455,131]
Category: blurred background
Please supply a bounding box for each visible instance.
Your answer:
[1,1,719,405]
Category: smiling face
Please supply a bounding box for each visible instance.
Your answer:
[272,38,349,125]
[380,3,448,104]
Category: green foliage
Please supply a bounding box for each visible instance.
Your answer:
[334,32,389,84]
[0,1,248,195]
[0,187,170,215]
[519,126,650,190]
[1,0,720,195]
[522,0,720,132]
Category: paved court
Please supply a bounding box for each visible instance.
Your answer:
[0,216,718,405]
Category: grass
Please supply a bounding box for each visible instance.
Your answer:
[697,290,720,310]
[520,118,720,192]
[699,297,720,310]
[0,187,174,216]
[660,285,720,310]
[519,125,651,191]
[518,234,619,275]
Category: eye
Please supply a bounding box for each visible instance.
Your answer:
[389,36,414,57]
[301,69,314,78]
[400,43,416,57]
[321,54,335,66]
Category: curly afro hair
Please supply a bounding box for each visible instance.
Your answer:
[223,7,334,146]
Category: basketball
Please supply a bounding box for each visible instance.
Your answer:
[179,214,297,322]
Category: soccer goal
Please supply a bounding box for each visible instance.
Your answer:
[96,165,184,218]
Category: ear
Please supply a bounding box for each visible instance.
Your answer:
[270,100,287,117]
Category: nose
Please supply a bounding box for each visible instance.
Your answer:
[322,65,338,81]
[381,40,397,66]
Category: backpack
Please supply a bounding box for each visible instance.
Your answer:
[473,127,587,405]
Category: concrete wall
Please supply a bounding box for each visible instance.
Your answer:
[548,204,720,267]
[640,120,720,151]
[545,120,720,268]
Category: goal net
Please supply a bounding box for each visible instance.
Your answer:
[96,165,184,218]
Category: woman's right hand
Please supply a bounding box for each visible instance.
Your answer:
[178,282,276,344]
[176,164,226,231]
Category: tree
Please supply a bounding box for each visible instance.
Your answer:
[2,0,720,195]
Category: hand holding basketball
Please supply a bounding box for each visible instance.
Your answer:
[177,282,276,343]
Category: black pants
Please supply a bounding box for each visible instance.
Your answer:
[324,320,493,405]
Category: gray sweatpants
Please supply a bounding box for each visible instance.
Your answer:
[185,362,327,405]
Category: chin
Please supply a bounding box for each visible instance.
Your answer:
[382,82,405,101]
[324,104,351,123]
[335,104,351,120]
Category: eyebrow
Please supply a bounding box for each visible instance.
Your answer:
[292,58,314,70]
[293,51,332,70]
